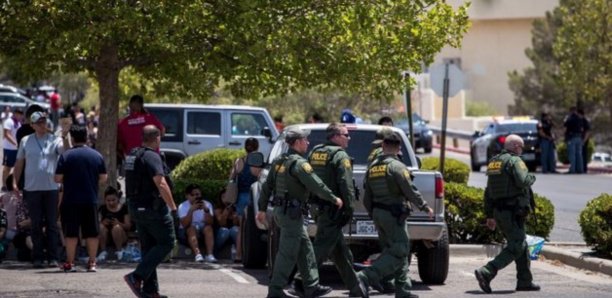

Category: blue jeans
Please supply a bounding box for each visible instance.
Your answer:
[214,226,238,253]
[567,136,584,173]
[235,192,250,217]
[540,139,556,173]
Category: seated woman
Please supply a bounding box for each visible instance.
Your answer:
[1,175,32,262]
[97,185,131,262]
[213,198,240,262]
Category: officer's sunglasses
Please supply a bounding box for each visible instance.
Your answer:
[338,133,350,138]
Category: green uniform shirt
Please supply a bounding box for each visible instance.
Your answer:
[363,154,428,214]
[484,150,536,218]
[259,148,337,211]
[308,143,355,206]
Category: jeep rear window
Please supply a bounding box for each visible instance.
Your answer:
[306,130,412,166]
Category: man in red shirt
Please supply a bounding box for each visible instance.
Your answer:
[117,95,165,159]
[50,90,61,129]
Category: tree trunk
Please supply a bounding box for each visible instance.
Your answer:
[94,43,121,194]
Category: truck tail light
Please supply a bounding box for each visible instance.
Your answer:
[497,135,506,144]
[435,175,444,199]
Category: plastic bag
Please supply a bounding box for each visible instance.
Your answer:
[526,234,545,260]
[122,242,142,263]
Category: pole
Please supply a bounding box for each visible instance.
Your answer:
[403,72,415,150]
[439,63,450,176]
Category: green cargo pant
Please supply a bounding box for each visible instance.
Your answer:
[360,208,412,297]
[482,208,533,286]
[295,211,360,292]
[268,207,319,297]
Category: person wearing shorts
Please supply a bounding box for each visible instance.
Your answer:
[2,107,23,190]
[55,125,107,272]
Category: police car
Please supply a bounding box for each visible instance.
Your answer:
[470,118,540,172]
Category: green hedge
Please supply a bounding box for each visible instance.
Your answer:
[170,148,244,205]
[421,157,470,184]
[578,194,612,258]
[556,139,595,165]
[444,182,555,244]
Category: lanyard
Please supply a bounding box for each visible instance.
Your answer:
[34,135,47,153]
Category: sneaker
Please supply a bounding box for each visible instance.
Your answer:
[123,273,143,298]
[87,260,97,272]
[195,254,205,262]
[48,260,59,268]
[115,250,124,261]
[62,262,77,273]
[204,254,217,263]
[97,250,108,263]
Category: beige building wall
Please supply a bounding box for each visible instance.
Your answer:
[434,0,559,115]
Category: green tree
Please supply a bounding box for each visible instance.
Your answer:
[509,0,610,143]
[0,1,469,184]
[554,0,611,143]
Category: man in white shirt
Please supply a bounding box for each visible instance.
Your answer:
[177,184,217,263]
[2,108,23,191]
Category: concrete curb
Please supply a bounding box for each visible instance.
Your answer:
[450,243,612,277]
[541,246,612,277]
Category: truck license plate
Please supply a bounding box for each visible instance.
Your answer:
[522,153,535,161]
[356,220,377,235]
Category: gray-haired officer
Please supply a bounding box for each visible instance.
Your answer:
[475,134,540,293]
[357,132,433,298]
[256,126,343,298]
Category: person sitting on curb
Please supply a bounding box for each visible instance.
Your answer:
[214,198,240,262]
[97,185,131,262]
[177,184,217,263]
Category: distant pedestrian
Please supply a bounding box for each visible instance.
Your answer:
[274,115,285,133]
[49,89,61,129]
[537,112,557,173]
[12,111,68,268]
[577,109,591,173]
[55,125,108,272]
[377,116,394,126]
[475,134,539,294]
[563,107,584,173]
[117,95,165,159]
[3,108,23,190]
[123,125,177,298]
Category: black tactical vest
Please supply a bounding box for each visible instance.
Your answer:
[486,153,523,201]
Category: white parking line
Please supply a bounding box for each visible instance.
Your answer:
[219,268,250,284]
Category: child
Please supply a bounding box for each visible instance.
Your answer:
[97,185,131,262]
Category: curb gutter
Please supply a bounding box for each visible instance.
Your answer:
[541,246,612,277]
[450,244,612,277]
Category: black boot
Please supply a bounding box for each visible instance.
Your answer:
[303,284,332,298]
[474,269,492,294]
[287,279,305,297]
[516,283,540,291]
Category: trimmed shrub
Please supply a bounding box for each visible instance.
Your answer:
[444,182,501,244]
[556,139,595,165]
[421,157,470,184]
[525,192,555,239]
[444,182,555,244]
[578,194,612,258]
[170,148,244,205]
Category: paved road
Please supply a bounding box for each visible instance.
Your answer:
[0,256,610,298]
[419,149,612,243]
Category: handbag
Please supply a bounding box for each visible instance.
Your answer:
[222,158,240,204]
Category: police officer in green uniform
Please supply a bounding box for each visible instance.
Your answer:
[475,134,540,294]
[367,128,393,164]
[292,123,368,297]
[357,132,433,298]
[256,126,343,298]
